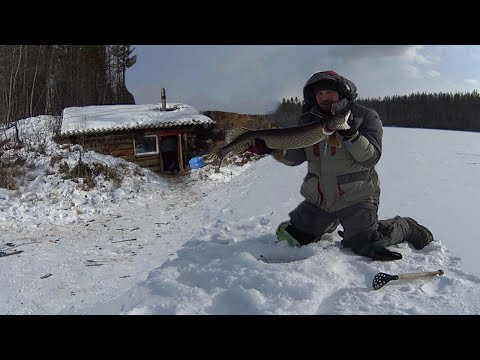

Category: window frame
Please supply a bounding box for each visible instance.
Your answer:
[134,134,159,157]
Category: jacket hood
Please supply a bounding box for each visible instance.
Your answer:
[302,71,358,113]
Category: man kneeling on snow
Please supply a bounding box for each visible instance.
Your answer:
[249,70,433,261]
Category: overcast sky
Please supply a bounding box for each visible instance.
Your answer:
[125,45,480,114]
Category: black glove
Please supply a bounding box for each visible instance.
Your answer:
[247,138,272,155]
[369,247,403,261]
[354,239,402,261]
[337,114,357,140]
[330,98,350,115]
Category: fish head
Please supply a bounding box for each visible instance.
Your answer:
[322,110,351,135]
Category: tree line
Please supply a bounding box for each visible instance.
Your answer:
[269,91,480,132]
[0,45,136,128]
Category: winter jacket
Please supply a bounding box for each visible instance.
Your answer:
[275,72,383,212]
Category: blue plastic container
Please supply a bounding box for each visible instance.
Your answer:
[189,156,206,169]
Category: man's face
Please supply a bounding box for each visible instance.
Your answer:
[315,90,340,112]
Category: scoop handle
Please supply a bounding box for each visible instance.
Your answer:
[397,269,444,280]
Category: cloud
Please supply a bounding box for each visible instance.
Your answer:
[464,79,479,86]
[404,45,434,65]
[327,45,432,63]
[405,64,421,78]
[128,45,471,114]
[328,45,412,59]
[329,44,434,65]
[219,46,294,73]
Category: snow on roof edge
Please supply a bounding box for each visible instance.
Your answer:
[60,103,215,136]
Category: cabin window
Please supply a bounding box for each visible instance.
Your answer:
[134,135,158,156]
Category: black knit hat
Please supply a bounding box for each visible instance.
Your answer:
[312,80,341,95]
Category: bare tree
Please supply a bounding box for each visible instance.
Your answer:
[0,45,137,126]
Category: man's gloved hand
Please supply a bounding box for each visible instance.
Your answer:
[338,231,402,261]
[330,99,357,140]
[337,114,357,140]
[330,98,350,116]
[247,138,272,155]
[369,247,403,261]
[354,239,403,261]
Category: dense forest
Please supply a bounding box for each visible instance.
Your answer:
[269,92,480,132]
[0,45,136,128]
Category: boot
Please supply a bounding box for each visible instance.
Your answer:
[404,217,434,250]
[275,221,316,246]
[276,221,301,247]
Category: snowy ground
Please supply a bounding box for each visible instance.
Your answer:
[1,116,480,315]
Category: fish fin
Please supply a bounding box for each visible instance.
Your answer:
[271,149,286,161]
[225,127,251,144]
[327,134,342,148]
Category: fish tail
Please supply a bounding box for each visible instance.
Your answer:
[205,147,226,170]
[206,128,252,168]
[206,147,223,160]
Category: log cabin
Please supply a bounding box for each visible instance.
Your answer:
[60,103,215,174]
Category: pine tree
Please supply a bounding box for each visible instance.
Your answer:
[109,45,136,104]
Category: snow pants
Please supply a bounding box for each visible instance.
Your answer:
[288,200,411,252]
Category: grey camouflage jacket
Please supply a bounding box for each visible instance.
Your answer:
[276,73,383,212]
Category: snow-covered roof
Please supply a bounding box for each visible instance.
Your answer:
[60,103,215,136]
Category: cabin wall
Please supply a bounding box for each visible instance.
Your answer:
[67,127,204,174]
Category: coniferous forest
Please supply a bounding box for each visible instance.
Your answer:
[269,92,480,132]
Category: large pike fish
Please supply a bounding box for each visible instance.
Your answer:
[206,110,351,169]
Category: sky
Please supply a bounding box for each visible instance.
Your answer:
[125,45,480,115]
[1,114,480,315]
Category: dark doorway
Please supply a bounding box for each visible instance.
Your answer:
[160,136,179,173]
